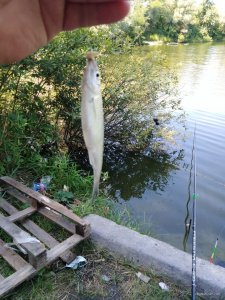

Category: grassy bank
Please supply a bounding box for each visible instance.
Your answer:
[4,241,191,300]
[0,155,193,299]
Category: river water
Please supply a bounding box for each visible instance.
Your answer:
[108,43,225,264]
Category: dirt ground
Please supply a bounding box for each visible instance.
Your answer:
[4,241,191,300]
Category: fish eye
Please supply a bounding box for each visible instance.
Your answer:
[96,73,100,78]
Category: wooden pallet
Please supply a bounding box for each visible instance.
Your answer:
[0,176,91,297]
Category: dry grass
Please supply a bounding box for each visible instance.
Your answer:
[4,241,191,300]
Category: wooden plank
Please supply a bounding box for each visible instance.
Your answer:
[0,177,90,237]
[0,214,46,268]
[0,198,75,263]
[0,274,4,282]
[0,239,29,270]
[38,207,76,234]
[0,265,36,298]
[22,219,76,263]
[7,206,36,222]
[6,188,33,206]
[0,213,45,256]
[0,196,17,214]
[4,191,76,234]
[46,234,84,265]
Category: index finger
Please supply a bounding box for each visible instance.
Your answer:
[63,0,130,30]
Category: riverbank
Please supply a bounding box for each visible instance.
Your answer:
[0,171,190,299]
[1,166,224,298]
[4,211,225,299]
[4,240,190,300]
[143,39,225,46]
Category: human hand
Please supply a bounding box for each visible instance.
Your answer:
[0,0,130,64]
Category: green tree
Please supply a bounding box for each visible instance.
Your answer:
[172,0,195,42]
[145,0,174,40]
[127,0,149,44]
[144,0,225,42]
[0,27,181,176]
[197,0,224,40]
[110,0,149,45]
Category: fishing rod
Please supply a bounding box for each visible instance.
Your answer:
[192,125,197,300]
[183,131,195,252]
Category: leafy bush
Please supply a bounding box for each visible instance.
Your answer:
[0,112,26,175]
[0,27,181,182]
[199,27,213,42]
[149,34,161,41]
[129,0,225,43]
[178,33,186,43]
[45,155,92,198]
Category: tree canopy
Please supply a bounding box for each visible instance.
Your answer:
[125,0,225,43]
[0,26,181,176]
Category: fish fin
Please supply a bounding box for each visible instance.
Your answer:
[88,151,95,168]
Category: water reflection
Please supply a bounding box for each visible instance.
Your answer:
[106,148,184,200]
[107,43,225,262]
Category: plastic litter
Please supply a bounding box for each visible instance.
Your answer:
[33,182,43,192]
[101,275,111,282]
[14,236,40,244]
[5,236,40,255]
[5,243,27,255]
[41,176,52,187]
[33,176,52,192]
[66,256,87,270]
[136,272,151,283]
[159,282,169,291]
[63,185,69,192]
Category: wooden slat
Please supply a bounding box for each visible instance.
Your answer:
[0,265,36,298]
[0,214,46,268]
[7,206,36,222]
[0,178,90,297]
[38,207,76,234]
[47,234,84,264]
[5,190,76,234]
[6,188,33,206]
[0,274,4,282]
[0,196,18,214]
[22,219,76,263]
[0,239,29,270]
[0,198,75,263]
[0,176,90,237]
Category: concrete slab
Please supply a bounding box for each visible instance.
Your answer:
[84,214,225,297]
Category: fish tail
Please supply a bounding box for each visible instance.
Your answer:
[91,186,99,200]
[92,168,101,199]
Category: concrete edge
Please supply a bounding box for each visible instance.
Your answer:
[84,214,225,296]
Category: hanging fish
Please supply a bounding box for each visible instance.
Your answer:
[81,52,104,198]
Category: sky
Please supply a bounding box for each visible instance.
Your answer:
[214,0,225,15]
[196,0,225,15]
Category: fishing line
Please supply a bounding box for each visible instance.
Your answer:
[183,131,195,252]
[183,122,225,269]
[181,123,198,298]
[191,124,197,300]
